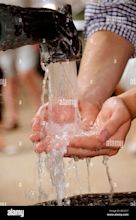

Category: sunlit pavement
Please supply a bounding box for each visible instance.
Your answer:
[0,96,136,206]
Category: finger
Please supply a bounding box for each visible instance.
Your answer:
[31,105,48,141]
[35,137,51,153]
[65,147,118,158]
[30,131,45,143]
[98,112,130,142]
[69,135,104,151]
[105,121,131,148]
[32,104,48,131]
[103,120,131,151]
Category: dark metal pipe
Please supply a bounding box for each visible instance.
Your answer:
[0,4,82,64]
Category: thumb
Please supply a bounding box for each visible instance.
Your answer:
[98,112,128,142]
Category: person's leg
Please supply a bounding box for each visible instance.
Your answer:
[0,68,5,149]
[16,45,42,110]
[19,69,42,109]
[3,77,19,129]
[0,50,19,130]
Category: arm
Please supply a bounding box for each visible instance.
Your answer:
[78,1,135,122]
[78,31,134,107]
[77,30,134,129]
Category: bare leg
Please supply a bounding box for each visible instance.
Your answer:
[0,123,5,149]
[3,76,19,130]
[0,79,5,149]
[19,69,42,110]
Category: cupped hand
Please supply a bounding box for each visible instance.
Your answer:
[66,97,131,158]
[30,100,100,153]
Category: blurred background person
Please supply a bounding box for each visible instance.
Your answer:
[0,45,42,131]
[0,68,5,150]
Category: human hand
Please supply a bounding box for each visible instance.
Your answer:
[67,97,131,158]
[30,103,76,152]
[30,100,100,153]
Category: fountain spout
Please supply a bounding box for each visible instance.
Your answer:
[0,4,82,64]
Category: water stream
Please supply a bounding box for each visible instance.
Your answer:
[103,156,114,203]
[86,158,91,193]
[37,65,49,202]
[37,57,114,205]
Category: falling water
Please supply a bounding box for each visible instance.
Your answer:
[37,65,49,202]
[103,156,114,203]
[38,55,114,206]
[74,157,83,195]
[37,154,47,202]
[86,158,91,193]
[40,60,80,205]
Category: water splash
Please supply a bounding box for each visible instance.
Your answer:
[36,65,49,203]
[37,58,98,204]
[41,61,79,205]
[37,57,114,206]
[45,123,77,205]
[37,154,48,202]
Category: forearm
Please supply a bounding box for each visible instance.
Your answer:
[78,31,134,107]
[119,88,136,119]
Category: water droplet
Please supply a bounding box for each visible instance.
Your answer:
[46,68,49,73]
[90,161,93,167]
[65,199,70,206]
[18,141,22,147]
[18,182,22,188]
[65,182,70,188]
[42,38,46,44]
[113,182,117,188]
[31,191,35,197]
[19,59,22,64]
[114,59,117,64]
[19,18,22,23]
[90,80,93,85]
[69,40,72,45]
[90,38,94,44]
[19,99,23,105]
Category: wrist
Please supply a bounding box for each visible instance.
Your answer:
[78,83,111,109]
[118,88,136,119]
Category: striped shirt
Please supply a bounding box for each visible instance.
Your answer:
[85,1,136,56]
[86,0,135,4]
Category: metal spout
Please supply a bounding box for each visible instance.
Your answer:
[0,4,82,64]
